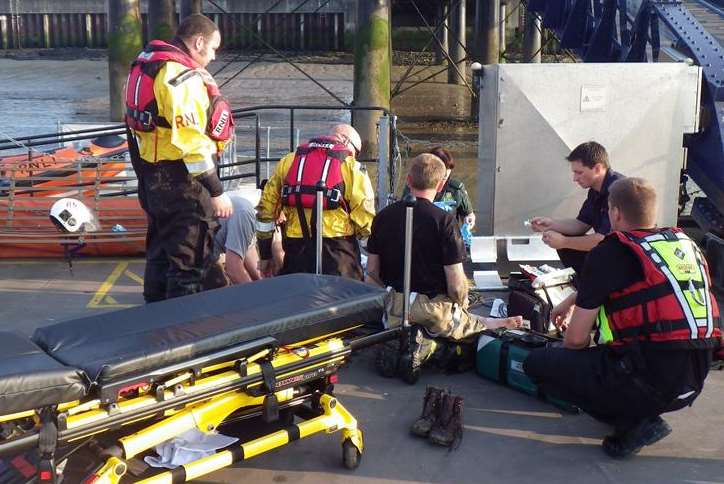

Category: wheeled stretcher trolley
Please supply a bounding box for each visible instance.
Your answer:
[0,274,388,483]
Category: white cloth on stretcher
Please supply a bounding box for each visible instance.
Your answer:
[144,429,239,469]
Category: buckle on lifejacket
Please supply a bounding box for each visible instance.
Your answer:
[328,188,341,203]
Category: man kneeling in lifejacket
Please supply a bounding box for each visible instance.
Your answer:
[255,124,375,280]
[524,177,722,458]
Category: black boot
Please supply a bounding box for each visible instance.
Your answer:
[399,326,437,385]
[429,394,464,448]
[431,341,475,373]
[602,416,672,458]
[410,386,446,437]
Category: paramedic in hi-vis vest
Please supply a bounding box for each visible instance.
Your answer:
[524,177,722,459]
[256,124,376,280]
[125,15,235,302]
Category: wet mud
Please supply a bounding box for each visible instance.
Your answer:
[0,52,480,205]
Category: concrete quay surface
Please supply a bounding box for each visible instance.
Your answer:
[0,259,722,484]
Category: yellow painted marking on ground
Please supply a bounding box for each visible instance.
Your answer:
[124,269,145,285]
[0,258,145,265]
[87,261,131,309]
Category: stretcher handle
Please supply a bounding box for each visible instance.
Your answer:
[315,181,325,275]
[402,194,416,328]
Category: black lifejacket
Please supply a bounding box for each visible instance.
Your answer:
[124,40,234,142]
[281,136,352,211]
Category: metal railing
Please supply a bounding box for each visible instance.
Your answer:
[0,104,400,249]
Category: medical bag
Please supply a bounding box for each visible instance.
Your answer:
[475,328,578,412]
[506,268,575,333]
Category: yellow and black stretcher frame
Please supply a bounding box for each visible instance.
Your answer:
[0,274,396,483]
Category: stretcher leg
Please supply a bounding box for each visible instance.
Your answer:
[133,393,362,483]
[118,389,294,459]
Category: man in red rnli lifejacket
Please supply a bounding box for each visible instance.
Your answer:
[125,14,234,302]
[256,124,375,280]
[524,177,722,458]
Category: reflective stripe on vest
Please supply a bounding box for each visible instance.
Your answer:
[595,229,720,345]
[596,307,614,345]
[636,232,712,339]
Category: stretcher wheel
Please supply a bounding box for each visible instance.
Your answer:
[342,438,361,470]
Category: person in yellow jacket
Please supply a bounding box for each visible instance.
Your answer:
[256,124,376,280]
[125,14,234,302]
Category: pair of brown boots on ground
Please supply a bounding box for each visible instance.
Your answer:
[410,386,464,448]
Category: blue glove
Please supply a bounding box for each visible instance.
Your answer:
[461,223,472,247]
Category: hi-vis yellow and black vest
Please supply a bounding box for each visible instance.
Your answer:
[596,228,721,347]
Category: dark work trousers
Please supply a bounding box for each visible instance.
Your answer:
[524,345,709,433]
[281,235,363,281]
[557,248,589,275]
[131,155,224,302]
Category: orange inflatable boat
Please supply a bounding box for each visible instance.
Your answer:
[0,135,131,198]
[0,196,146,258]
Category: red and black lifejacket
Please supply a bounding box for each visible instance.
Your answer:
[281,137,352,211]
[124,40,234,142]
[595,228,721,348]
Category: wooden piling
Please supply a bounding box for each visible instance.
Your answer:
[353,0,391,157]
[108,0,142,121]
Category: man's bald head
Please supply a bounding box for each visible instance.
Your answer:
[329,124,362,155]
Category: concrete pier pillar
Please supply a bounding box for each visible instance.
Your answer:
[434,1,449,65]
[353,0,391,157]
[500,0,507,60]
[108,0,142,121]
[1,16,7,50]
[84,14,93,47]
[474,0,499,65]
[448,0,466,84]
[523,10,542,63]
[42,14,50,48]
[148,0,176,41]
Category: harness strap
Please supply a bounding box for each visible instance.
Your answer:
[37,409,58,483]
[259,360,280,423]
[498,339,510,384]
[605,280,704,313]
[281,185,344,204]
[610,318,692,340]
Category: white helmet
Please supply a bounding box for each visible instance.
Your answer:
[49,198,100,233]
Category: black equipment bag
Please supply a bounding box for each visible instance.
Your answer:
[507,273,552,333]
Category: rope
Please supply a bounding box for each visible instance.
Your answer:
[0,125,45,156]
